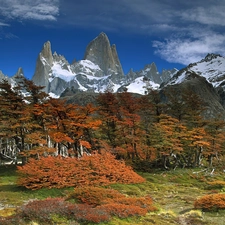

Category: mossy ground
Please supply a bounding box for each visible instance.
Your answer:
[0,165,225,224]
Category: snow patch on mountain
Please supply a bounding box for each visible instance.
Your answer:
[79,60,102,72]
[50,63,75,82]
[166,54,225,88]
[190,55,225,87]
[125,77,160,95]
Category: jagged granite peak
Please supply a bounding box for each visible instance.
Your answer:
[32,41,54,93]
[83,32,124,81]
[126,68,138,82]
[161,68,178,83]
[41,41,53,65]
[13,67,24,78]
[201,53,222,63]
[52,52,71,71]
[0,70,6,81]
[139,63,161,84]
[11,67,25,85]
[111,44,125,82]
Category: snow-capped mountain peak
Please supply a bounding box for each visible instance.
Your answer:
[166,53,225,88]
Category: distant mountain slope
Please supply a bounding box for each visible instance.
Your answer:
[158,53,225,119]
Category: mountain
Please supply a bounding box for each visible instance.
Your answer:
[2,33,225,119]
[161,73,225,119]
[84,32,124,82]
[31,33,175,97]
[164,54,225,88]
[161,53,225,118]
[1,34,225,120]
[0,67,25,85]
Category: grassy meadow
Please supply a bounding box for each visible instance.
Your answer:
[0,165,225,224]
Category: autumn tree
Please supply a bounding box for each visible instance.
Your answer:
[116,92,153,160]
[204,118,225,167]
[38,98,101,157]
[0,79,28,163]
[149,114,188,169]
[181,88,206,127]
[96,91,121,148]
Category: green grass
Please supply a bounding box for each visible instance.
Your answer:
[0,165,71,218]
[1,165,225,224]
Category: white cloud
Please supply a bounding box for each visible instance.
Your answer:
[0,22,10,26]
[0,0,59,21]
[181,5,225,26]
[153,32,225,65]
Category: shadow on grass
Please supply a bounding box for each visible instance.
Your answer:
[0,184,25,192]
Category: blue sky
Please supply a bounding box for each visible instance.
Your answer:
[1,0,225,79]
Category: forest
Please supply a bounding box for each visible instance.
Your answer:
[0,76,225,170]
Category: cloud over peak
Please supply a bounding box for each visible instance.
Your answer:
[153,31,225,65]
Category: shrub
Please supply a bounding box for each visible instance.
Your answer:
[17,152,145,190]
[17,198,110,224]
[2,192,156,224]
[18,198,69,223]
[67,186,124,206]
[194,193,225,211]
[67,186,157,218]
[97,203,148,218]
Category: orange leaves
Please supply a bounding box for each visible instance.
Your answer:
[67,186,156,218]
[50,131,74,143]
[194,193,225,211]
[80,140,91,149]
[17,152,145,190]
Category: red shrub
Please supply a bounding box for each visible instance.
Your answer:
[67,186,124,206]
[17,152,145,190]
[67,186,157,218]
[97,203,147,218]
[17,198,110,224]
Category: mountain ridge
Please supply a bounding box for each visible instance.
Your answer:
[0,32,177,97]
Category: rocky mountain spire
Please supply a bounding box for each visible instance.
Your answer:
[84,32,124,81]
[111,44,124,81]
[138,63,162,84]
[40,41,53,65]
[0,70,6,81]
[32,41,53,93]
[13,67,24,77]
[12,67,25,84]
